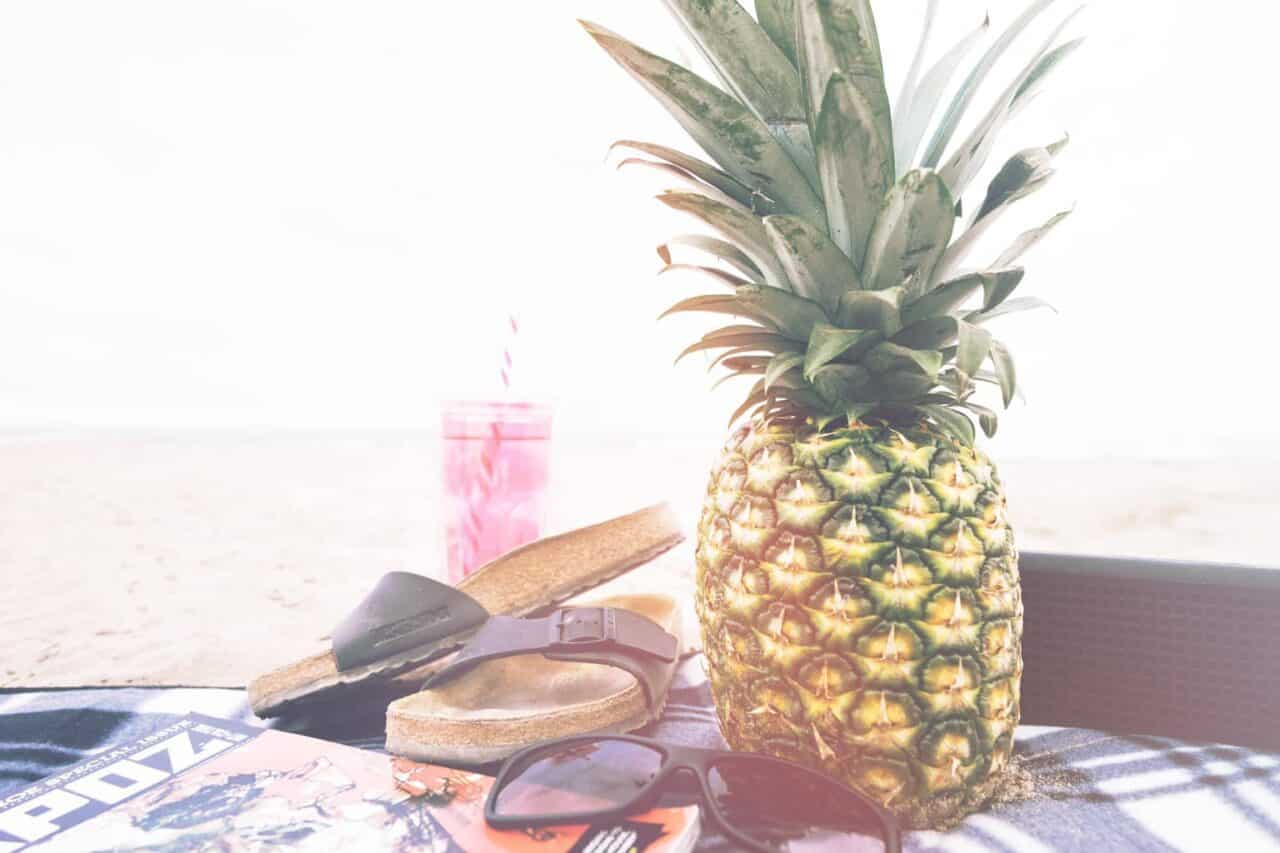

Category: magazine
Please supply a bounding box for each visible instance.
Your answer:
[0,714,699,852]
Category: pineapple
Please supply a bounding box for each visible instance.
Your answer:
[582,0,1081,827]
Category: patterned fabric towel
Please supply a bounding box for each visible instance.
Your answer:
[3,656,1279,851]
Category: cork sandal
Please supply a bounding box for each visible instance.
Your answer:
[247,503,683,717]
[384,593,681,764]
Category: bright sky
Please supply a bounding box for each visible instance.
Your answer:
[0,1,1275,459]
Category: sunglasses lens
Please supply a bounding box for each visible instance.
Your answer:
[492,739,666,820]
[707,757,887,851]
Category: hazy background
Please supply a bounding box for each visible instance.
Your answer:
[0,0,1274,459]
[5,0,1280,691]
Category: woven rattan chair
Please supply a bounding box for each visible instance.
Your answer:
[1019,551,1280,750]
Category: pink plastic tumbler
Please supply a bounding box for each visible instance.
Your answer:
[441,400,552,583]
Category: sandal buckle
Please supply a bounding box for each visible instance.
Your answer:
[552,607,615,649]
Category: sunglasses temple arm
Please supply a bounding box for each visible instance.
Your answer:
[881,817,903,853]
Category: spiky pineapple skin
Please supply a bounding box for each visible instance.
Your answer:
[695,418,1022,828]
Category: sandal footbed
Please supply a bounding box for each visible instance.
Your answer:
[384,593,681,764]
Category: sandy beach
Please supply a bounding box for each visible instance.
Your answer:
[2,429,1276,688]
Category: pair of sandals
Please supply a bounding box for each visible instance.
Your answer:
[247,503,686,764]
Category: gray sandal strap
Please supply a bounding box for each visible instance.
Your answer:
[421,607,679,712]
[332,572,490,671]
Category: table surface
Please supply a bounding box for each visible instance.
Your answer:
[4,655,1278,852]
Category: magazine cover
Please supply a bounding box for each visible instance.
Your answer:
[0,714,698,852]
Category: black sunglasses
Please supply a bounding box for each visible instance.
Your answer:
[485,734,901,852]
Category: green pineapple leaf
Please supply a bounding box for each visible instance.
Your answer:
[660,235,763,282]
[661,0,804,124]
[771,384,829,414]
[804,323,880,380]
[755,0,799,66]
[617,157,755,214]
[661,294,761,324]
[974,367,1029,404]
[811,363,871,403]
[862,370,937,401]
[862,169,955,295]
[661,286,826,341]
[581,21,826,227]
[923,404,977,445]
[611,140,758,210]
[711,369,761,392]
[940,20,1084,197]
[1012,34,1087,114]
[768,369,807,390]
[939,137,1063,279]
[893,0,940,158]
[955,320,992,377]
[660,0,817,190]
[902,272,985,327]
[977,135,1067,221]
[920,0,1060,169]
[966,295,1056,325]
[764,214,862,316]
[811,412,842,430]
[864,342,943,378]
[994,208,1072,269]
[814,73,892,268]
[988,339,1017,407]
[938,366,971,397]
[736,283,831,338]
[768,122,821,195]
[659,192,791,290]
[962,400,1000,437]
[894,12,989,175]
[710,345,770,371]
[837,287,903,335]
[795,0,891,154]
[892,316,957,350]
[844,403,876,425]
[765,352,806,390]
[728,380,768,426]
[719,355,771,373]
[979,267,1026,312]
[659,263,755,291]
[916,392,971,407]
[675,328,795,364]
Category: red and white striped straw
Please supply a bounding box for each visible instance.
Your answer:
[500,315,518,390]
[461,314,520,571]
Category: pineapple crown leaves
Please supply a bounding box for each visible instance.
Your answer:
[581,0,1084,445]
